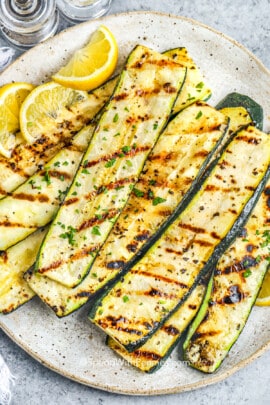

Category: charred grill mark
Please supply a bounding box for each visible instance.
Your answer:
[131,350,161,361]
[40,169,73,181]
[143,287,177,300]
[126,243,138,253]
[0,250,8,263]
[113,93,129,101]
[217,255,258,276]
[148,151,177,162]
[236,135,261,145]
[193,150,209,158]
[218,284,246,305]
[191,330,221,341]
[38,245,99,274]
[78,208,120,232]
[84,145,151,169]
[245,185,255,191]
[178,223,206,234]
[134,231,150,242]
[157,209,173,217]
[12,192,50,203]
[162,325,180,336]
[210,231,221,240]
[0,220,36,228]
[163,82,177,94]
[106,260,126,270]
[81,176,137,203]
[165,247,184,256]
[133,269,189,289]
[193,239,213,247]
[97,315,143,336]
[63,197,79,206]
[188,304,198,310]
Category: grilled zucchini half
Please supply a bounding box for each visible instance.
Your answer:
[0,81,116,200]
[183,180,270,373]
[0,228,47,314]
[0,123,95,251]
[34,45,187,288]
[26,101,227,316]
[89,125,270,352]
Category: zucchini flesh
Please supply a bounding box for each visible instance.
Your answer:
[0,124,95,251]
[35,45,187,288]
[183,182,270,373]
[0,81,116,200]
[25,101,228,316]
[89,125,270,352]
[0,228,47,314]
[166,48,211,113]
[107,280,207,373]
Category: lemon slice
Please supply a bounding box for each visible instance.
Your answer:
[52,25,118,91]
[256,268,270,306]
[0,82,34,158]
[20,81,89,142]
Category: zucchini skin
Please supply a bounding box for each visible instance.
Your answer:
[216,92,263,130]
[183,181,270,373]
[0,81,116,200]
[26,102,228,316]
[35,45,187,288]
[89,125,270,352]
[0,228,47,314]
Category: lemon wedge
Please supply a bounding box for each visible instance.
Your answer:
[19,81,89,142]
[0,82,34,158]
[52,25,118,91]
[256,268,270,306]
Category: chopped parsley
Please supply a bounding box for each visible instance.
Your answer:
[113,113,119,123]
[92,226,101,236]
[152,196,166,206]
[133,187,144,198]
[60,225,77,246]
[195,111,203,119]
[122,295,129,303]
[105,158,116,168]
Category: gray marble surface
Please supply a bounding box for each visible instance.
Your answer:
[0,1,270,404]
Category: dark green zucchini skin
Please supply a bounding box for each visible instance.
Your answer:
[89,126,270,352]
[216,92,263,130]
[183,180,270,373]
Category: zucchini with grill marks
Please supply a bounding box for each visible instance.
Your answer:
[0,123,95,251]
[0,227,47,314]
[107,278,209,373]
[35,45,187,288]
[183,181,270,373]
[2,47,209,313]
[106,103,256,371]
[25,101,227,316]
[89,125,270,352]
[0,81,116,200]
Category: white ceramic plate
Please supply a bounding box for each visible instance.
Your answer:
[0,11,269,395]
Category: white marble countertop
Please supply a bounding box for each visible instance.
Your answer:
[0,1,270,404]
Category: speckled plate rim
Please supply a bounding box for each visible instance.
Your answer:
[1,321,270,396]
[0,10,269,396]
